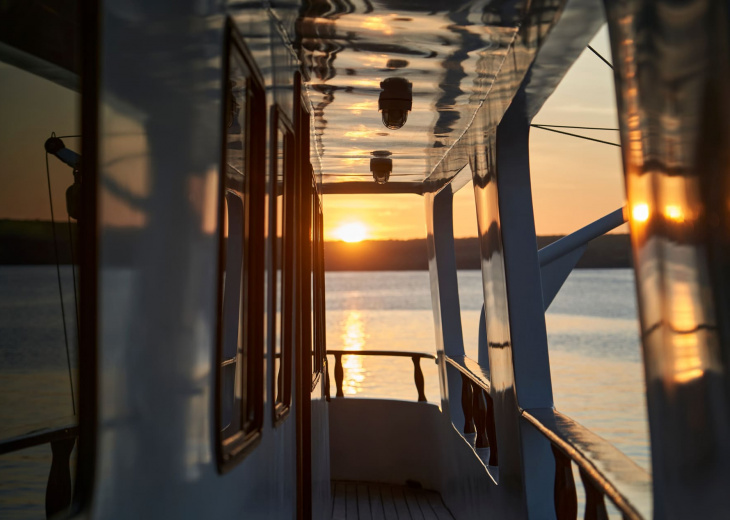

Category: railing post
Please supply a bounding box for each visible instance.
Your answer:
[334,352,344,397]
[473,384,490,450]
[461,373,475,434]
[46,436,75,519]
[580,468,608,520]
[552,444,578,520]
[324,357,331,401]
[484,393,498,466]
[412,355,427,402]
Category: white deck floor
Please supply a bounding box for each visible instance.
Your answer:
[331,481,455,520]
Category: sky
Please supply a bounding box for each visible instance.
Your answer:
[324,25,629,241]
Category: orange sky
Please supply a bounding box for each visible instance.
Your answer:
[324,26,629,241]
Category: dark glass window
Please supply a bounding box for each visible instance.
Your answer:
[310,187,325,382]
[0,11,85,516]
[272,109,294,424]
[216,24,265,469]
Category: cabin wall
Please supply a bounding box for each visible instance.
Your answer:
[91,2,327,518]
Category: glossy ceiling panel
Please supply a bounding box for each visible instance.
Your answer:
[297,0,521,184]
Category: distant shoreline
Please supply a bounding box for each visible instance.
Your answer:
[324,235,632,271]
[1,220,632,270]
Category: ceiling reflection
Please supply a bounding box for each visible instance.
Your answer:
[297,0,521,184]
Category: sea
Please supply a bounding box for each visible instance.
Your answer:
[1,267,649,516]
[325,269,650,518]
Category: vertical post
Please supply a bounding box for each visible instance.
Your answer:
[484,393,499,466]
[490,86,556,515]
[425,183,467,422]
[412,355,427,402]
[46,437,75,518]
[334,352,344,397]
[472,385,490,450]
[603,0,730,516]
[324,357,331,402]
[552,445,577,520]
[461,373,476,434]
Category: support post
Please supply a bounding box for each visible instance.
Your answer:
[334,352,344,397]
[46,437,75,519]
[552,445,577,520]
[461,373,476,435]
[412,356,427,402]
[580,468,608,520]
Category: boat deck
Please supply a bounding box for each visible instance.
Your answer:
[331,481,455,520]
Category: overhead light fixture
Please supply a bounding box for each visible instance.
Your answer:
[370,151,392,184]
[378,77,412,130]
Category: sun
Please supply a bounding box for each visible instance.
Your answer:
[335,222,368,243]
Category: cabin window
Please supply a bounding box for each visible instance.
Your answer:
[272,109,294,424]
[310,186,326,383]
[0,15,88,517]
[315,201,326,379]
[216,24,266,469]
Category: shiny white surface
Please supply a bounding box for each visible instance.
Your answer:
[94,6,324,518]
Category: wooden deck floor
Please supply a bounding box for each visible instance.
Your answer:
[331,481,455,520]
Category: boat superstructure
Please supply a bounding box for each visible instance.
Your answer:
[1,0,730,518]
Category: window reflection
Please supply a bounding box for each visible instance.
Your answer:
[0,62,80,515]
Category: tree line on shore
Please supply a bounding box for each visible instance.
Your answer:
[1,220,632,270]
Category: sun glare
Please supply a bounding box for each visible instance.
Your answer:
[335,222,367,243]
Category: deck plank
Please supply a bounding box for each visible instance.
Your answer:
[425,491,455,520]
[416,490,438,520]
[404,487,425,520]
[391,484,412,519]
[357,483,372,520]
[332,482,347,520]
[368,485,386,520]
[346,483,358,520]
[331,482,453,520]
[379,484,399,520]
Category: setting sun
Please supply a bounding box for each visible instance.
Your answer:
[334,222,368,243]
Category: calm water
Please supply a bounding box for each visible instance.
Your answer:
[1,266,649,516]
[0,266,79,517]
[325,269,651,474]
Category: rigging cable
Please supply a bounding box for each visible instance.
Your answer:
[530,46,619,147]
[67,213,81,348]
[587,45,614,70]
[530,124,621,147]
[45,138,77,415]
[530,124,618,131]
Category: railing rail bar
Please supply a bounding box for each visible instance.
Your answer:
[522,410,651,520]
[326,349,436,360]
[444,355,491,393]
[0,425,78,456]
[221,357,237,367]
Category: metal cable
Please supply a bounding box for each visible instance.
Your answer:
[531,124,618,131]
[587,45,614,70]
[45,147,77,415]
[530,124,621,147]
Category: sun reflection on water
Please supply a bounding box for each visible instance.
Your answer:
[342,311,367,395]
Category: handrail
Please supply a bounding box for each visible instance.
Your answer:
[326,349,436,359]
[0,425,77,456]
[444,355,491,394]
[445,355,498,466]
[326,349,435,402]
[0,425,78,518]
[522,408,652,520]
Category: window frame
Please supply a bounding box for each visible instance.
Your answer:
[214,19,267,472]
[270,106,295,426]
[310,187,325,387]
